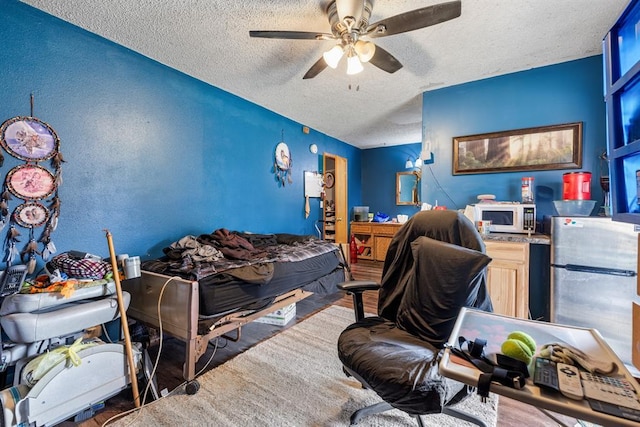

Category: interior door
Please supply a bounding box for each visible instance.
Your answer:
[323,153,348,244]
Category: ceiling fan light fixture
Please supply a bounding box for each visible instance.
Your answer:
[346,48,363,75]
[354,40,376,63]
[323,45,344,69]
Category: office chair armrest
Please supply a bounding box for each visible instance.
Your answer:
[337,280,381,292]
[338,280,380,322]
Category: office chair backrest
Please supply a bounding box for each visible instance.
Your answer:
[394,236,491,348]
[377,210,491,321]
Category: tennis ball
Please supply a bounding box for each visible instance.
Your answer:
[506,331,536,355]
[501,339,534,365]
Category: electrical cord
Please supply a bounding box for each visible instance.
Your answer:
[426,163,460,210]
[102,276,221,426]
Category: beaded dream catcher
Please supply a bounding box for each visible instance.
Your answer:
[0,114,63,273]
[274,129,293,187]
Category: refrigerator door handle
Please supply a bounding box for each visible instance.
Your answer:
[551,263,637,277]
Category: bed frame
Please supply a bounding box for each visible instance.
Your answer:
[122,270,313,391]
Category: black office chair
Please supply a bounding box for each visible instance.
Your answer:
[337,210,493,426]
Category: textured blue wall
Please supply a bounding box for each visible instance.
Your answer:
[421,56,607,220]
[0,0,361,265]
[361,142,422,220]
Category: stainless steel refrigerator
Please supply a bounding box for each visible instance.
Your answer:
[551,216,639,374]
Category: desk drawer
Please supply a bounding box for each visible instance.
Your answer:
[351,223,372,233]
[485,241,528,263]
[374,224,401,235]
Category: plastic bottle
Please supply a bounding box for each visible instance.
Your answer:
[521,177,534,203]
[350,235,358,264]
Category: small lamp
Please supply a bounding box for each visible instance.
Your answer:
[354,40,375,63]
[346,47,364,75]
[405,157,414,169]
[323,45,344,69]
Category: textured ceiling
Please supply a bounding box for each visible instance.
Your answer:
[22,0,628,149]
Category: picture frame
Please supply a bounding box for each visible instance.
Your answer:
[324,171,335,189]
[6,164,56,200]
[452,122,583,175]
[13,202,50,228]
[0,116,59,161]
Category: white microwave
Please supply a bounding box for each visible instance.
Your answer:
[473,203,536,234]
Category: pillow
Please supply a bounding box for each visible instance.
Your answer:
[395,236,491,348]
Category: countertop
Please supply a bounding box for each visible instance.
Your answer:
[481,232,551,245]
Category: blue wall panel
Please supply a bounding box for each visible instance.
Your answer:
[1,0,360,265]
[361,142,422,220]
[421,57,607,220]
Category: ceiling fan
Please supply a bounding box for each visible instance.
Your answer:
[249,0,461,79]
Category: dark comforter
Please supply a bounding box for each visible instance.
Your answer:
[142,229,338,281]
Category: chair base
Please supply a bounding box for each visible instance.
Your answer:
[344,366,488,427]
[349,400,488,427]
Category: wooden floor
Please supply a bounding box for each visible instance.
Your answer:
[75,261,578,427]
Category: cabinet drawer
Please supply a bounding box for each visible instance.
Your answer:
[373,224,401,235]
[351,223,371,233]
[485,241,528,263]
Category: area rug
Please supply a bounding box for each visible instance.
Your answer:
[113,305,498,426]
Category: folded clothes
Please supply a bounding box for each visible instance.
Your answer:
[539,342,615,374]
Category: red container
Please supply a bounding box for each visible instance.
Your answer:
[562,172,592,200]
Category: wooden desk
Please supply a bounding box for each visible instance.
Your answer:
[439,308,640,426]
[350,222,403,262]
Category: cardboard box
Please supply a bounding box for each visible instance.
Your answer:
[255,303,296,326]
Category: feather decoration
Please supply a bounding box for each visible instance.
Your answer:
[1,190,11,202]
[42,240,56,261]
[50,215,58,231]
[9,226,21,240]
[51,152,65,169]
[49,197,60,211]
[4,225,21,264]
[21,238,40,261]
[26,255,36,274]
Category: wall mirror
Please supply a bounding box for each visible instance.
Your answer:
[396,172,420,205]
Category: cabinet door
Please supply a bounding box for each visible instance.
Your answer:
[485,241,529,319]
[374,235,394,262]
[633,302,640,371]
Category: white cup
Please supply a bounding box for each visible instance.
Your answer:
[123,256,141,279]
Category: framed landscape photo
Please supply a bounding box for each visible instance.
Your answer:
[452,122,583,175]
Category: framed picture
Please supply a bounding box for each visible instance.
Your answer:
[452,122,583,175]
[0,116,59,161]
[13,202,50,228]
[6,164,56,200]
[324,171,335,189]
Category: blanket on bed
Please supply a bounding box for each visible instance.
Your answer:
[143,230,338,280]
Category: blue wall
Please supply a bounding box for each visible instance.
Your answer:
[361,142,422,220]
[420,56,607,220]
[0,0,361,266]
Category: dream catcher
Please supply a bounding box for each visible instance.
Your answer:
[0,111,63,273]
[274,131,293,187]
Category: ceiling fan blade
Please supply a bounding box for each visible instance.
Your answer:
[249,30,333,40]
[368,44,402,74]
[366,0,461,38]
[303,57,329,79]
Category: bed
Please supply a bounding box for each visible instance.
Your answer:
[121,229,346,392]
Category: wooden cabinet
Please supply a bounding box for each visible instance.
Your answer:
[322,153,348,244]
[484,241,530,319]
[351,222,402,262]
